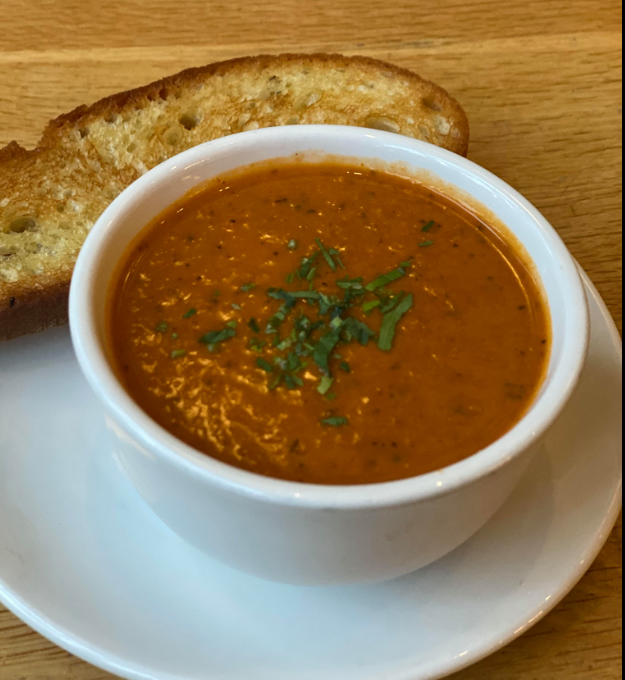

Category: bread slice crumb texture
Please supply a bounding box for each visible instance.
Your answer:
[0,53,469,341]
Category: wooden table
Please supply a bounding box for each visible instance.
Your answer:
[0,0,621,677]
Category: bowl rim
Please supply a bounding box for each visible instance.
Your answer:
[69,124,590,510]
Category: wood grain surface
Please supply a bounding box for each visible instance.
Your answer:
[0,0,621,678]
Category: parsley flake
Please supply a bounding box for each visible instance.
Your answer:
[343,317,376,346]
[321,416,349,427]
[363,300,381,314]
[249,337,266,353]
[313,326,343,374]
[366,266,407,292]
[378,294,414,351]
[298,251,320,280]
[285,375,303,390]
[256,358,274,373]
[316,238,338,272]
[318,375,335,395]
[381,291,407,314]
[268,374,283,390]
[199,325,237,346]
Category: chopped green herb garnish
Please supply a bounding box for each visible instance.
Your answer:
[256,358,274,373]
[199,325,237,346]
[337,277,365,292]
[343,317,376,346]
[363,299,382,314]
[419,241,434,248]
[298,251,320,280]
[268,374,283,390]
[276,337,294,351]
[378,293,414,351]
[313,327,343,374]
[155,321,169,333]
[241,283,257,293]
[268,288,297,309]
[316,238,337,272]
[365,266,407,292]
[381,291,406,314]
[267,306,289,332]
[273,356,288,371]
[292,291,322,301]
[318,375,334,395]
[231,303,242,311]
[171,333,179,340]
[422,220,436,233]
[183,308,198,319]
[287,239,299,251]
[212,290,221,298]
[286,351,303,373]
[270,289,323,311]
[318,292,334,315]
[285,375,303,390]
[321,416,349,427]
[249,337,266,353]
[233,242,413,406]
[171,350,187,359]
[329,248,346,270]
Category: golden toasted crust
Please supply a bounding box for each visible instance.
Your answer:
[0,53,469,342]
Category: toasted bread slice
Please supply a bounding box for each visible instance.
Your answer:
[0,53,469,341]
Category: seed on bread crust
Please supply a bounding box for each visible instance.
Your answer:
[365,116,402,134]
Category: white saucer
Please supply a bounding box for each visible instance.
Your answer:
[0,270,621,680]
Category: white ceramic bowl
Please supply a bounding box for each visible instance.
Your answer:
[69,126,589,586]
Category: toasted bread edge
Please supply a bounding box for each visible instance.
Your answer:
[42,54,469,156]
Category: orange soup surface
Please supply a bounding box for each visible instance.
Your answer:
[108,162,550,485]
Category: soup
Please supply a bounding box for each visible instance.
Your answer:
[108,162,550,485]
